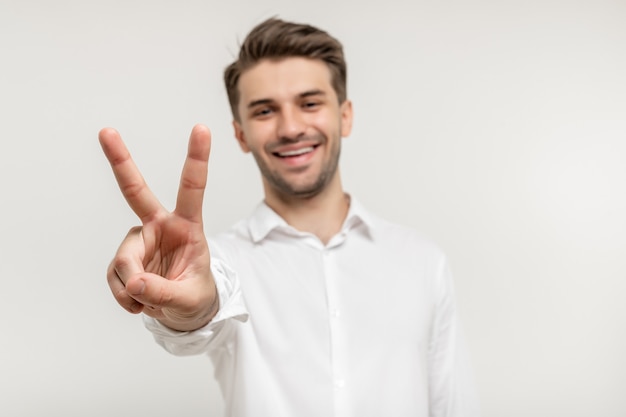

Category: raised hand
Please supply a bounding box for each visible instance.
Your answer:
[99,124,218,331]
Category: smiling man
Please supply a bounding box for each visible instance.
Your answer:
[232,56,352,243]
[235,58,349,200]
[100,18,480,417]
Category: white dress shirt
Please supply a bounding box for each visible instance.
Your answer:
[144,197,480,417]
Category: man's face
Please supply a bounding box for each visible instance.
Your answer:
[233,57,353,200]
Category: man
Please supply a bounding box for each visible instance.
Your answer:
[100,18,479,417]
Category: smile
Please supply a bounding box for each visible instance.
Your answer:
[274,146,316,158]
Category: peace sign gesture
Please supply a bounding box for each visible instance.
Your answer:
[99,124,218,331]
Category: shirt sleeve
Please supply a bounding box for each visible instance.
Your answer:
[142,256,249,356]
[428,255,481,417]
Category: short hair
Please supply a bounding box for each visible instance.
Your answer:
[224,18,347,121]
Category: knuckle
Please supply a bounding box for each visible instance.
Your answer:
[120,182,145,199]
[180,176,204,191]
[127,225,143,235]
[113,286,129,303]
[106,261,117,279]
[106,269,119,286]
[112,254,134,273]
[112,287,135,311]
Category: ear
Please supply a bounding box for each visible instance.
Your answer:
[340,99,353,137]
[232,120,251,153]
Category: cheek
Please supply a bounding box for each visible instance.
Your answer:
[309,112,338,135]
[244,123,276,151]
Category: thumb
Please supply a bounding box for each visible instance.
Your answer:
[126,272,214,315]
[126,272,217,331]
[126,273,185,310]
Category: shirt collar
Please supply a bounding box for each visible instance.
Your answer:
[247,194,376,243]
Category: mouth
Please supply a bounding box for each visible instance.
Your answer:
[272,145,318,158]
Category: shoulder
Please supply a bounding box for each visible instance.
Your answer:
[350,196,445,259]
[207,219,252,263]
[368,212,446,260]
[362,212,452,296]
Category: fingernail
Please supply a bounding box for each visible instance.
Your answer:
[129,279,145,296]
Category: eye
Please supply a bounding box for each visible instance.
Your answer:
[252,107,273,118]
[302,101,320,110]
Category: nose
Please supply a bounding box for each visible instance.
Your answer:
[276,106,305,141]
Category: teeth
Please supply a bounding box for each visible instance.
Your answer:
[277,146,314,157]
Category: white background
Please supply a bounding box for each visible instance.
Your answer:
[1,0,625,416]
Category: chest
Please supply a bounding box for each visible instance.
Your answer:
[231,238,437,349]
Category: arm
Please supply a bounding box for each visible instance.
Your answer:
[428,256,481,417]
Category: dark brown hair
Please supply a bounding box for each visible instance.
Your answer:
[224,18,347,121]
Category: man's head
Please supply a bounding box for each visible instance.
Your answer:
[224,18,347,122]
[224,18,353,201]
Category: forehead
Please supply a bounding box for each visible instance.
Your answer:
[237,57,335,104]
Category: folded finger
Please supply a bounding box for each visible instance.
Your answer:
[106,227,146,313]
[111,226,145,284]
[107,269,144,314]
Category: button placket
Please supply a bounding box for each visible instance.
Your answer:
[322,247,348,415]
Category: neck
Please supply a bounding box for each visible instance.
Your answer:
[263,173,349,244]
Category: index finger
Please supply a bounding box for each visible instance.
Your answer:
[99,128,164,222]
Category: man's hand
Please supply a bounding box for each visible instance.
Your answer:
[99,124,218,331]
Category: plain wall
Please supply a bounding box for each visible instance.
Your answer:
[1,0,625,416]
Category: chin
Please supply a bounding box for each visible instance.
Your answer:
[269,177,329,200]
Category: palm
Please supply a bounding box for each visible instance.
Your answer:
[138,215,212,324]
[142,216,206,280]
[100,125,217,331]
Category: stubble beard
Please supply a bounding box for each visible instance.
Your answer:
[253,133,341,200]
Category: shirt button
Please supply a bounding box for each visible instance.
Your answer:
[330,309,341,319]
[334,379,345,389]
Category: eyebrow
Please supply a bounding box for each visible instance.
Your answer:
[247,98,272,109]
[300,89,326,99]
[246,89,327,109]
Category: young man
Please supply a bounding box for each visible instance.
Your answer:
[100,18,479,417]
